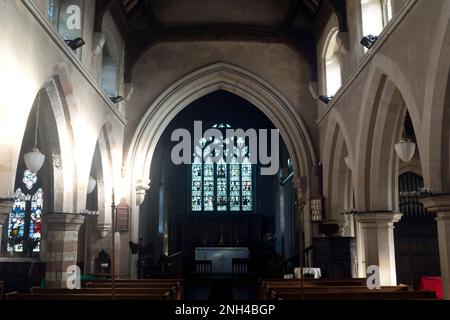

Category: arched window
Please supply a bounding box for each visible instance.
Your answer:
[191,124,254,212]
[324,31,342,96]
[361,0,384,38]
[7,170,43,255]
[47,1,85,43]
[101,42,119,97]
[382,0,393,25]
[101,14,121,98]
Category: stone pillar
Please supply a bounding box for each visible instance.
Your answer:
[0,201,14,255]
[421,195,450,300]
[354,212,402,286]
[44,213,85,288]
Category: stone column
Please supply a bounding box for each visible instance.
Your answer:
[0,201,14,254]
[354,211,402,286]
[44,213,85,288]
[421,195,450,300]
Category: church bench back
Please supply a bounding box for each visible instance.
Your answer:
[263,284,409,294]
[88,279,182,284]
[85,281,183,299]
[259,280,411,300]
[271,290,436,300]
[260,287,409,300]
[0,281,4,300]
[6,292,171,300]
[266,285,410,296]
[31,287,177,299]
[86,282,178,288]
[259,279,372,299]
[261,278,367,286]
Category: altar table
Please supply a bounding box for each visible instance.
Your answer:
[195,247,249,273]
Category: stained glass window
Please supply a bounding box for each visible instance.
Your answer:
[7,170,43,254]
[191,124,254,212]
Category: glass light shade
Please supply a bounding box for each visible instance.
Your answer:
[24,148,45,173]
[394,139,416,162]
[87,176,97,194]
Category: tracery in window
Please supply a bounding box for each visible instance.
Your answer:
[7,171,43,254]
[191,124,254,212]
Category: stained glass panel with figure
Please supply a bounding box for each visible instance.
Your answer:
[190,124,254,212]
[7,170,43,255]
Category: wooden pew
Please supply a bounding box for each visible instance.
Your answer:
[6,278,184,300]
[88,279,182,283]
[0,281,4,300]
[31,287,177,299]
[85,279,183,299]
[259,278,371,299]
[261,278,367,286]
[258,279,426,300]
[6,292,170,300]
[271,290,436,300]
[260,284,411,300]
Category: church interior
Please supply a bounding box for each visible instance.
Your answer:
[0,0,450,302]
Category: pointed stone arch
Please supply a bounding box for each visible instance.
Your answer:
[14,76,78,214]
[322,109,354,233]
[127,62,316,197]
[125,62,317,275]
[422,0,450,192]
[355,54,421,211]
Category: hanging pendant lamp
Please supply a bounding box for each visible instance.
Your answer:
[395,139,416,162]
[395,101,416,163]
[24,91,45,173]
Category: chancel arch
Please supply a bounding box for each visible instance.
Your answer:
[126,62,317,277]
[137,90,302,277]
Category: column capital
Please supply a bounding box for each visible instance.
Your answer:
[292,176,307,190]
[354,211,403,224]
[135,178,150,206]
[44,213,85,232]
[421,194,450,214]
